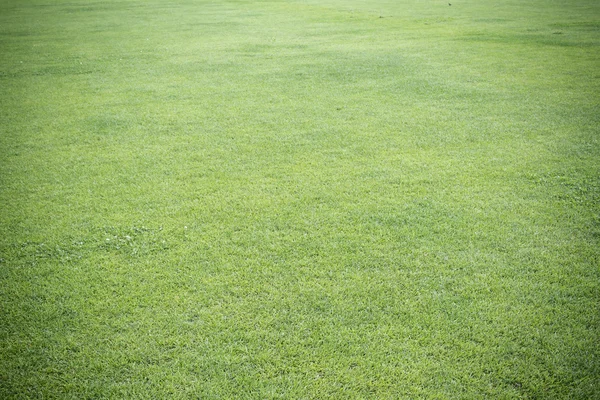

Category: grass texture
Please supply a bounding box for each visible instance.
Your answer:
[1,0,599,398]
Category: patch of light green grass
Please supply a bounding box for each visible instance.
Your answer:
[1,0,599,398]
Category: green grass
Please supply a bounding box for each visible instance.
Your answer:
[1,0,598,398]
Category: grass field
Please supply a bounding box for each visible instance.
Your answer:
[1,0,599,398]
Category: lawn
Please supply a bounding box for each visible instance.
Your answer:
[0,0,598,398]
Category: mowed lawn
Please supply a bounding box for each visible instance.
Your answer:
[1,0,598,398]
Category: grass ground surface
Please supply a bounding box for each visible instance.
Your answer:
[1,0,599,398]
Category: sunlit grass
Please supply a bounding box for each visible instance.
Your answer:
[1,0,598,398]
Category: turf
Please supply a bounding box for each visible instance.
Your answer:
[0,0,599,398]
